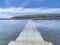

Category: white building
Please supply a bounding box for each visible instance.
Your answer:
[8,20,53,45]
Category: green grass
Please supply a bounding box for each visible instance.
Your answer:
[13,14,60,18]
[29,14,60,16]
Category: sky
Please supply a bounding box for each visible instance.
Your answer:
[0,0,60,18]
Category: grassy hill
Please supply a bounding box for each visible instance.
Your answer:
[11,14,60,20]
[12,14,60,18]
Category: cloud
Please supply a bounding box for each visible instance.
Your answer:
[0,7,60,18]
[0,8,60,13]
[0,14,12,18]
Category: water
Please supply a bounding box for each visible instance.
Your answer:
[0,20,27,45]
[0,20,60,45]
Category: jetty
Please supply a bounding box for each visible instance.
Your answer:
[8,20,53,45]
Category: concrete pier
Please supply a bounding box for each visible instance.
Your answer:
[8,20,53,45]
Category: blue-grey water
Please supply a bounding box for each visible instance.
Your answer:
[0,20,60,45]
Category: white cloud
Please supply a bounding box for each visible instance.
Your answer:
[0,8,60,13]
[0,14,12,18]
[0,7,60,18]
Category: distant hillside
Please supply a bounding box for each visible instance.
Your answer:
[12,14,60,17]
[11,14,60,20]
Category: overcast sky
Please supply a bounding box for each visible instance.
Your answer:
[0,0,60,18]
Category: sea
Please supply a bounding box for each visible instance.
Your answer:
[0,20,60,45]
